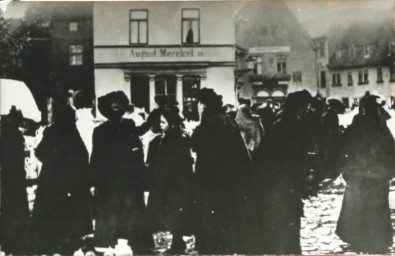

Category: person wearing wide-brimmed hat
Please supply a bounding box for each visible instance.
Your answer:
[90,91,147,252]
[336,94,394,254]
[253,90,313,254]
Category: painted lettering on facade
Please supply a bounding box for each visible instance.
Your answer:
[130,48,204,59]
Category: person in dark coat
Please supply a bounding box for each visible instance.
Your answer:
[145,109,195,253]
[32,106,92,254]
[321,98,346,179]
[336,95,394,254]
[253,90,313,254]
[0,107,30,254]
[191,88,259,254]
[257,99,276,131]
[90,91,146,251]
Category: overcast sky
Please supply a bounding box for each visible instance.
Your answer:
[1,0,393,38]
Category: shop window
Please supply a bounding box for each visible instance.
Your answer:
[182,9,199,44]
[377,67,383,83]
[276,55,287,74]
[182,76,200,107]
[130,76,149,111]
[69,22,78,32]
[320,71,326,88]
[332,73,341,87]
[69,45,83,66]
[347,72,353,86]
[155,76,176,104]
[130,10,148,44]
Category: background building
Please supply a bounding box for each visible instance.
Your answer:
[93,2,236,114]
[326,20,394,107]
[235,0,317,103]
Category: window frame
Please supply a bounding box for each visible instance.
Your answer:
[377,67,383,83]
[332,72,341,87]
[69,22,78,32]
[347,72,353,86]
[69,45,83,66]
[181,8,200,45]
[129,9,149,45]
[276,55,287,74]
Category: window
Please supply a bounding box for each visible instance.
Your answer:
[358,69,369,84]
[332,73,341,87]
[183,76,200,107]
[319,41,325,57]
[348,45,355,58]
[155,76,176,104]
[320,71,326,88]
[347,72,353,86]
[69,45,83,66]
[254,57,263,75]
[69,22,78,32]
[130,10,148,44]
[182,9,199,44]
[363,45,370,58]
[292,71,302,84]
[276,55,287,74]
[336,49,342,60]
[377,67,383,83]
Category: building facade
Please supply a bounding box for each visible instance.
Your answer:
[325,21,394,107]
[93,2,236,114]
[235,1,317,103]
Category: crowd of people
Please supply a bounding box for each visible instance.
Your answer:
[0,88,394,255]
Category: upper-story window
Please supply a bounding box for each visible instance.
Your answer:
[254,57,263,75]
[69,22,78,32]
[332,73,341,87]
[348,45,355,58]
[318,41,325,58]
[130,10,148,44]
[182,9,200,44]
[276,55,287,74]
[377,67,383,83]
[69,45,83,66]
[363,44,370,58]
[347,72,353,85]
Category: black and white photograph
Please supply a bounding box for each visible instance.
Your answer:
[0,0,394,255]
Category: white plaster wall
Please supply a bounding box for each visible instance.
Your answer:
[202,67,236,105]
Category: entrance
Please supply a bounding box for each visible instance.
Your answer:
[131,76,149,111]
[155,76,177,104]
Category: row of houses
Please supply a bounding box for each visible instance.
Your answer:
[19,1,394,118]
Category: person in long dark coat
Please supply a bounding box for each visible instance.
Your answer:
[145,109,194,253]
[253,90,313,254]
[0,107,30,254]
[321,99,346,179]
[90,91,146,251]
[336,95,394,254]
[32,106,92,254]
[191,88,259,254]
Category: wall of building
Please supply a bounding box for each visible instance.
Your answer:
[328,66,393,104]
[94,2,234,46]
[203,67,235,105]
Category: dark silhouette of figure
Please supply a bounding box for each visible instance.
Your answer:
[32,106,92,254]
[253,90,313,254]
[137,94,169,135]
[0,107,30,254]
[146,109,195,253]
[336,95,394,254]
[321,99,346,179]
[90,91,146,252]
[186,23,194,43]
[191,88,259,254]
[257,99,276,131]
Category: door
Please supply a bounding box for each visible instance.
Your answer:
[131,76,149,112]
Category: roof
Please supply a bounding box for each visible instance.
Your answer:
[328,20,394,70]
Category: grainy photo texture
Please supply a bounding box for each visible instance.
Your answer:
[0,0,394,255]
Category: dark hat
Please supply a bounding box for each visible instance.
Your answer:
[98,91,129,119]
[195,88,223,109]
[364,95,385,115]
[327,98,346,113]
[154,94,168,107]
[284,90,312,109]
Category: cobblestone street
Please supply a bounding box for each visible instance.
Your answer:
[301,177,395,254]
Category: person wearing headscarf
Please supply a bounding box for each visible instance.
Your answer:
[145,108,195,253]
[253,90,313,254]
[320,98,346,179]
[235,102,264,153]
[90,91,146,251]
[336,95,394,254]
[32,105,92,254]
[0,107,30,254]
[191,88,259,254]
